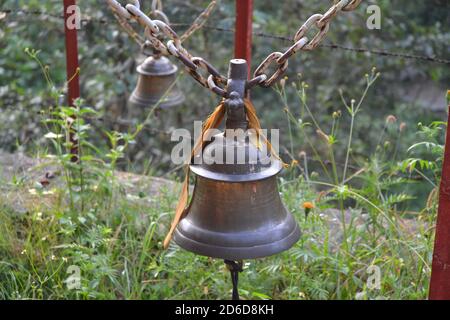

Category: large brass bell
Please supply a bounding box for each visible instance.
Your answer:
[128,55,185,110]
[173,59,300,260]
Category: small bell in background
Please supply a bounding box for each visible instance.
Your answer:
[128,43,184,112]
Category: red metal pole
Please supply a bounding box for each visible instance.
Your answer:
[234,0,253,77]
[63,0,80,106]
[429,102,450,300]
[63,0,80,161]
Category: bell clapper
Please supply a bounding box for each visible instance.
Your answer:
[224,260,243,300]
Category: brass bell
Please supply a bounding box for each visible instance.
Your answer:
[173,59,300,260]
[128,55,185,110]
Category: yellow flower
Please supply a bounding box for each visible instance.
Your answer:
[303,202,315,209]
[303,202,315,220]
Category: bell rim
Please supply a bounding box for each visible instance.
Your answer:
[128,91,185,109]
[173,216,301,260]
[189,160,283,182]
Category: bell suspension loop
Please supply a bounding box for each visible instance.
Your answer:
[225,59,248,130]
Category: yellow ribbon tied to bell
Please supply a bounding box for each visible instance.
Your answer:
[163,98,287,249]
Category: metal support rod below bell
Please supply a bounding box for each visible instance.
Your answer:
[224,260,243,300]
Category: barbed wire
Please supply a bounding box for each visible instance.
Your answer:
[188,24,450,65]
[0,8,111,24]
[1,8,449,66]
[251,0,363,87]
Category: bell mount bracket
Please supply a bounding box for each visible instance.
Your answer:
[225,59,249,130]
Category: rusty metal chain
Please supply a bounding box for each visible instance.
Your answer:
[250,0,362,88]
[180,0,217,42]
[110,9,146,47]
[4,8,450,66]
[106,0,226,97]
[151,0,170,25]
[107,0,362,94]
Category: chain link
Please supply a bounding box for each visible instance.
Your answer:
[4,8,450,66]
[253,52,289,88]
[180,1,217,42]
[107,0,362,94]
[106,0,226,97]
[151,0,163,13]
[251,0,362,87]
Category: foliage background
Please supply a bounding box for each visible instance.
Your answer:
[1,0,449,172]
[0,0,449,300]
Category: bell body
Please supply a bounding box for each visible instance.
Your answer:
[173,131,301,260]
[128,55,184,111]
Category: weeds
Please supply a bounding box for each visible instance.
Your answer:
[273,68,439,299]
[0,55,443,299]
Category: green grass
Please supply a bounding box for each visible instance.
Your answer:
[0,172,434,300]
[0,61,442,300]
